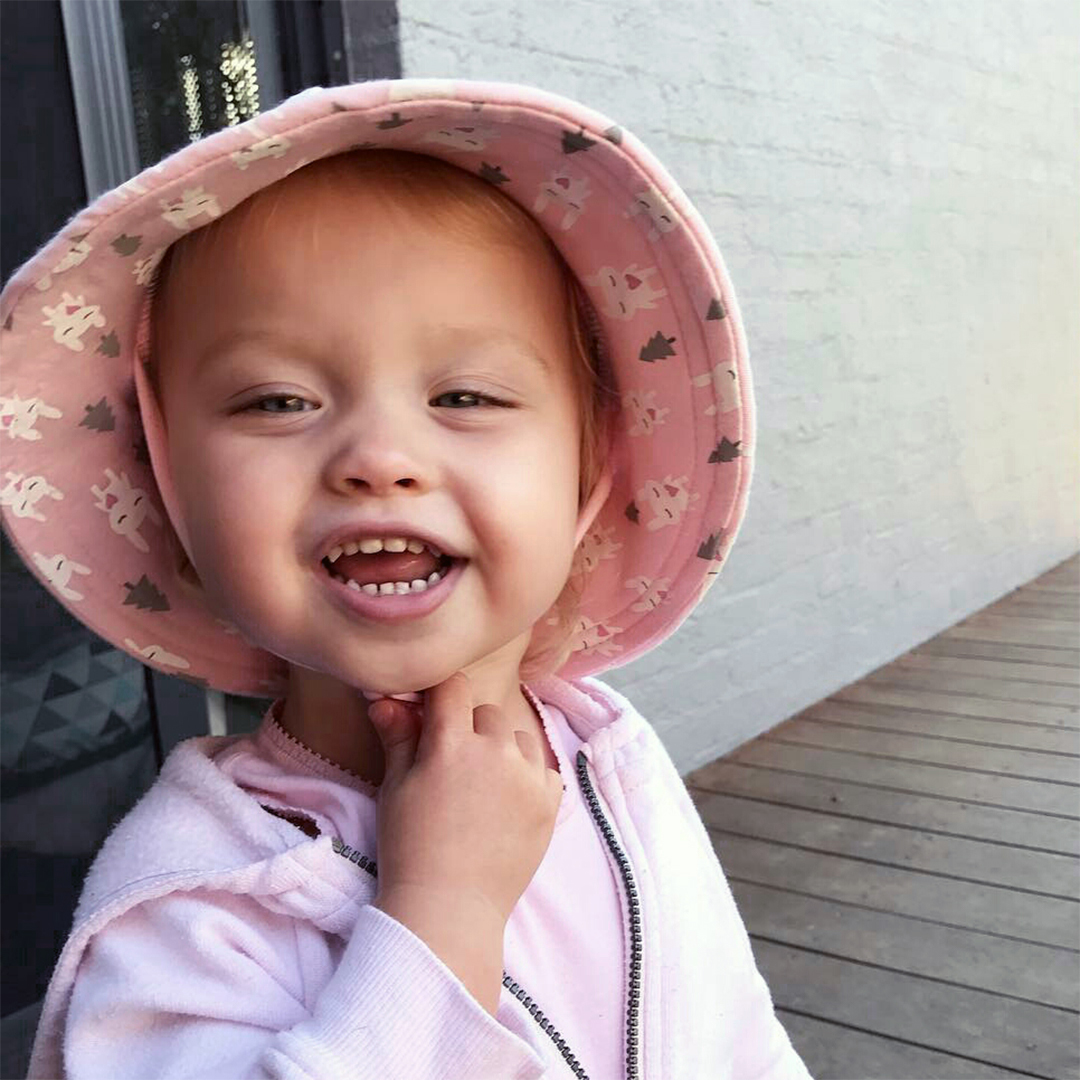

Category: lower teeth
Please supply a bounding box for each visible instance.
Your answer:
[338,567,446,596]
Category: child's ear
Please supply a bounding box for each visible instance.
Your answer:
[574,465,613,548]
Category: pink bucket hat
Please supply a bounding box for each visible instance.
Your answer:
[0,77,754,698]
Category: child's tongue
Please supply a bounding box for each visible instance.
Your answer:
[332,549,441,585]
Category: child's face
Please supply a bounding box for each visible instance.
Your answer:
[154,178,590,695]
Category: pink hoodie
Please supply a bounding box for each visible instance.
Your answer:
[28,676,812,1079]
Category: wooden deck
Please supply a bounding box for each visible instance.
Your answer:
[687,555,1080,1080]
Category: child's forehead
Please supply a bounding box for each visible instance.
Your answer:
[164,239,569,344]
[172,152,564,275]
[169,201,558,304]
[154,253,574,397]
[163,216,569,333]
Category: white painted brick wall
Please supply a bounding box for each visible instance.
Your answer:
[398,0,1080,773]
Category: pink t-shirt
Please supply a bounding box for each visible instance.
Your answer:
[212,690,627,1077]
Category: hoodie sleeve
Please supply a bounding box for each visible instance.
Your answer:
[59,888,547,1080]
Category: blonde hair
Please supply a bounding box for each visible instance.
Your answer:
[150,149,619,683]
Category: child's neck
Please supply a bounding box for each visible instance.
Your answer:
[278,663,551,785]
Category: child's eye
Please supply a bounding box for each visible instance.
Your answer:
[240,391,510,414]
[431,390,509,409]
[246,395,316,414]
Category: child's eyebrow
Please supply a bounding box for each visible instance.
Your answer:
[197,327,318,375]
[197,325,552,378]
[424,324,553,378]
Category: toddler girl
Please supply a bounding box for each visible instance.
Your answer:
[1,78,812,1079]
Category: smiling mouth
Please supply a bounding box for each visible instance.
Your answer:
[320,552,459,595]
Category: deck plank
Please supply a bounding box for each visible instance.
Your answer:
[710,831,1079,948]
[832,682,1079,728]
[915,637,1080,667]
[801,699,1080,755]
[688,759,1079,855]
[892,651,1079,688]
[697,788,1078,897]
[864,664,1080,707]
[753,941,1079,1078]
[727,738,1078,814]
[777,1012,1028,1080]
[761,716,1080,785]
[985,595,1079,612]
[1022,583,1080,596]
[943,615,1079,649]
[729,878,1078,1010]
[991,597,1080,619]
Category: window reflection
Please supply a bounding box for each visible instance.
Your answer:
[119,0,264,166]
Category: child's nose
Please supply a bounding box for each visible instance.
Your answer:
[322,409,435,496]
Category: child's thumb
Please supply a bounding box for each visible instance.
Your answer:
[367,698,419,781]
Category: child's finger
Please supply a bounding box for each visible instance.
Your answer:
[419,672,473,750]
[367,698,420,781]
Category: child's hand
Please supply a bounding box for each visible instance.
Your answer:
[366,672,563,1013]
[367,671,563,928]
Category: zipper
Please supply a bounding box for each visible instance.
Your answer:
[574,747,642,1080]
[329,747,641,1080]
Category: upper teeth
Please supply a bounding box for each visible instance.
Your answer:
[326,536,443,562]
